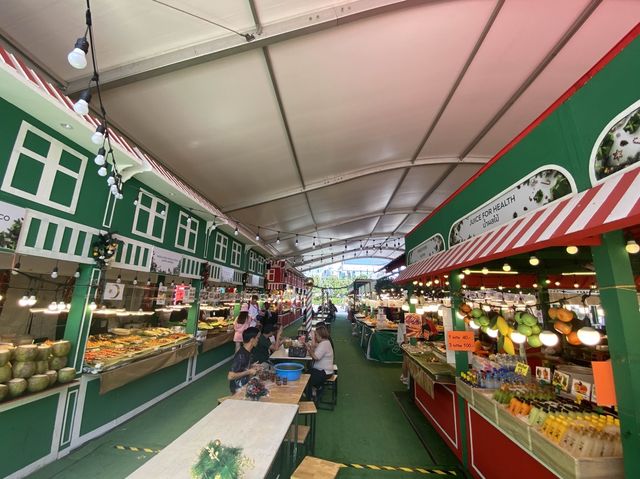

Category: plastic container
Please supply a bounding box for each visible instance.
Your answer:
[274,362,304,382]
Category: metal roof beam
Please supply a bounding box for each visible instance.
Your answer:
[284,232,405,257]
[65,0,430,94]
[223,156,486,213]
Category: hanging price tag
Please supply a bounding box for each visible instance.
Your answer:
[514,362,530,377]
[446,331,475,351]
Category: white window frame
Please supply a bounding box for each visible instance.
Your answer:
[2,121,87,214]
[132,188,168,242]
[230,241,242,267]
[213,232,229,263]
[175,211,199,253]
[248,250,257,272]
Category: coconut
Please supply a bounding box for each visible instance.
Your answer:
[27,374,50,393]
[0,384,7,402]
[0,363,11,383]
[57,367,76,384]
[14,344,38,362]
[35,360,49,374]
[48,356,67,370]
[0,349,10,367]
[51,340,71,357]
[45,370,58,387]
[8,378,27,397]
[12,361,36,378]
[36,344,51,361]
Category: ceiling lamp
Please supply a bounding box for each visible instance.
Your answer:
[577,327,601,346]
[73,88,92,115]
[625,240,640,254]
[463,269,471,275]
[401,303,410,312]
[255,228,260,241]
[510,331,527,344]
[94,148,107,166]
[529,255,540,266]
[91,124,106,144]
[573,282,580,288]
[234,224,239,236]
[68,36,89,69]
[458,273,465,279]
[481,267,489,275]
[97,166,107,177]
[276,232,281,245]
[515,283,521,289]
[486,328,499,338]
[18,295,29,307]
[566,245,579,255]
[539,330,559,347]
[502,263,511,272]
[51,266,59,279]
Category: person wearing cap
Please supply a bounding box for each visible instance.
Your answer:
[233,303,250,352]
[228,327,260,393]
[251,323,283,364]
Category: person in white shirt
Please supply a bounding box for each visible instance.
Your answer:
[248,294,260,327]
[306,325,334,400]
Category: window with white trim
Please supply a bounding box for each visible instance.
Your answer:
[2,121,87,214]
[132,189,168,242]
[248,250,257,272]
[214,233,229,263]
[230,241,242,267]
[175,211,199,253]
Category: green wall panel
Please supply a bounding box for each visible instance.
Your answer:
[80,360,189,436]
[195,342,234,375]
[406,36,640,252]
[0,394,59,478]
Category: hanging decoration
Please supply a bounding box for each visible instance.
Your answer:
[91,232,120,267]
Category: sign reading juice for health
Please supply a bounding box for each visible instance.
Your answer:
[446,331,475,351]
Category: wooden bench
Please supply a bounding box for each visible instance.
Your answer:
[292,456,342,479]
[298,401,317,454]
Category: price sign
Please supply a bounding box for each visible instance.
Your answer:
[446,331,475,351]
[515,362,530,377]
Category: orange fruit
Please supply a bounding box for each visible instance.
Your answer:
[556,308,574,323]
[554,321,572,335]
[567,331,581,346]
[548,308,558,320]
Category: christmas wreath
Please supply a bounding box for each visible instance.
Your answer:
[191,439,252,479]
[92,232,120,267]
[245,377,268,401]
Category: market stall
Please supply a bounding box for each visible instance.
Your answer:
[354,315,402,363]
[395,29,640,479]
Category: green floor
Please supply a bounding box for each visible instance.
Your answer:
[29,315,460,478]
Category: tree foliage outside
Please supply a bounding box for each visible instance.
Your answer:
[310,273,371,305]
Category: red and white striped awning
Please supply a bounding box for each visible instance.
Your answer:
[396,166,640,283]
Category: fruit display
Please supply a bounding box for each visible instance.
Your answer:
[83,330,192,370]
[0,340,74,402]
[197,317,230,333]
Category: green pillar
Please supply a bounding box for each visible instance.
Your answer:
[64,264,101,372]
[449,269,470,467]
[591,231,640,478]
[186,279,202,335]
[408,285,416,313]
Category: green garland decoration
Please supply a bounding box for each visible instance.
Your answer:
[191,439,251,479]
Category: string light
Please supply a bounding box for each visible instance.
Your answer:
[68,35,89,69]
[255,228,260,241]
[529,255,540,266]
[91,124,106,144]
[234,224,239,236]
[276,232,280,244]
[295,234,299,246]
[51,265,59,279]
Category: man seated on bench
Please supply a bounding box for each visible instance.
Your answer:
[228,327,260,394]
[251,323,282,364]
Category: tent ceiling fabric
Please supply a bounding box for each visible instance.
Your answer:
[1,0,639,273]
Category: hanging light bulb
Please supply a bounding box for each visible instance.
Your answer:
[133,276,138,285]
[295,234,299,246]
[107,174,116,186]
[487,328,499,338]
[577,327,601,346]
[12,261,21,275]
[27,295,37,306]
[146,278,151,286]
[98,166,107,177]
[313,237,316,249]
[276,232,281,245]
[186,216,192,225]
[89,301,97,311]
[57,301,66,310]
[73,88,92,115]
[539,330,559,347]
[255,228,260,241]
[554,281,561,286]
[212,218,217,230]
[91,124,106,144]
[459,273,465,279]
[481,267,489,275]
[48,301,58,311]
[18,295,29,307]
[160,209,166,216]
[401,302,410,312]
[51,266,59,279]
[434,278,440,285]
[566,245,579,255]
[573,282,579,288]
[515,283,521,289]
[74,268,81,278]
[502,263,511,272]
[234,225,239,236]
[469,319,480,330]
[409,297,418,304]
[68,36,89,69]
[545,278,551,285]
[416,306,425,314]
[510,330,527,344]
[94,147,106,166]
[625,240,640,254]
[533,282,538,288]
[116,274,122,284]
[529,255,540,266]
[110,184,119,195]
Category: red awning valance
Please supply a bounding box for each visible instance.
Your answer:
[396,166,640,283]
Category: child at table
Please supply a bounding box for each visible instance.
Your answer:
[228,327,260,394]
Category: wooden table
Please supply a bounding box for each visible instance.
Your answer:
[270,347,313,362]
[231,374,310,405]
[127,399,298,479]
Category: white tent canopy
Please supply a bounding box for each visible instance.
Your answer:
[1,0,637,272]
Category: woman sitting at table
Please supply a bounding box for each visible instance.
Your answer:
[306,325,334,401]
